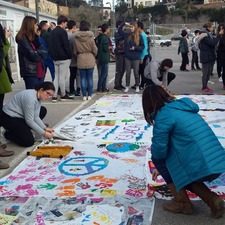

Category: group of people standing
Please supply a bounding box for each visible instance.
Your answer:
[178,22,225,94]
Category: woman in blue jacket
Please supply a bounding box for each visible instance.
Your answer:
[118,21,144,93]
[142,85,225,219]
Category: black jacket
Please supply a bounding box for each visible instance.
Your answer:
[199,30,220,64]
[48,26,72,61]
[16,36,47,77]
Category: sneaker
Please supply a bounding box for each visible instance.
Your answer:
[135,87,140,93]
[96,91,107,94]
[120,85,125,89]
[139,86,144,90]
[206,86,213,92]
[68,92,75,97]
[124,87,129,93]
[114,86,123,91]
[87,96,92,100]
[208,80,214,84]
[0,161,9,169]
[219,77,223,83]
[75,91,81,96]
[60,94,74,101]
[104,89,112,94]
[202,87,213,94]
[131,85,136,89]
[52,97,57,103]
[83,97,87,101]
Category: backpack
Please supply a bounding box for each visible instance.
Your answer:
[117,39,125,53]
[190,37,199,51]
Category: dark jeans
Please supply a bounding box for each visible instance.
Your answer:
[202,62,214,89]
[114,54,125,88]
[152,156,220,191]
[180,53,189,70]
[23,77,45,89]
[191,50,200,70]
[97,63,108,92]
[0,106,47,147]
[44,56,55,81]
[145,72,176,86]
[69,66,77,93]
[139,55,149,87]
[152,157,173,184]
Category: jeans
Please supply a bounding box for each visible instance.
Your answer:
[202,62,214,89]
[97,63,108,91]
[191,50,200,70]
[44,56,55,81]
[114,54,125,88]
[151,157,173,184]
[139,55,149,87]
[79,68,94,97]
[180,53,189,70]
[23,77,45,89]
[0,106,47,147]
[69,66,78,93]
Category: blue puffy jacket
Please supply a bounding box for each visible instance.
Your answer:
[151,97,225,190]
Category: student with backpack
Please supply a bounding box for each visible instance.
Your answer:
[191,30,201,71]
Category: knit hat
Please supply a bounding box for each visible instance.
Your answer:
[181,29,188,37]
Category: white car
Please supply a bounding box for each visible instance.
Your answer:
[150,35,172,47]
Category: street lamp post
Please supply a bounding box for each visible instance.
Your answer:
[35,0,39,22]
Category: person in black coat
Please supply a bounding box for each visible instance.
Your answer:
[198,22,223,94]
[48,15,72,102]
[16,16,47,89]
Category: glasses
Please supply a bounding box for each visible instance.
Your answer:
[45,90,53,97]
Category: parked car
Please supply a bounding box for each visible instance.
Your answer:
[171,34,182,41]
[150,35,172,47]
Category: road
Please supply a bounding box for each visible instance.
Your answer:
[1,44,225,224]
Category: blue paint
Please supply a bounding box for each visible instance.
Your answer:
[58,157,109,176]
[106,143,139,153]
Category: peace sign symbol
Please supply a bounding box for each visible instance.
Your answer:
[58,157,109,176]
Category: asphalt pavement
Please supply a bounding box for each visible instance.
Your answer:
[1,44,225,225]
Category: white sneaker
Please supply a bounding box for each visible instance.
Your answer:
[83,97,87,101]
[208,80,214,85]
[135,87,140,93]
[219,77,223,83]
[124,87,129,93]
[87,96,92,100]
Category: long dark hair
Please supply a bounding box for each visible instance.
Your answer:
[16,16,37,42]
[142,85,175,124]
[0,24,6,44]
